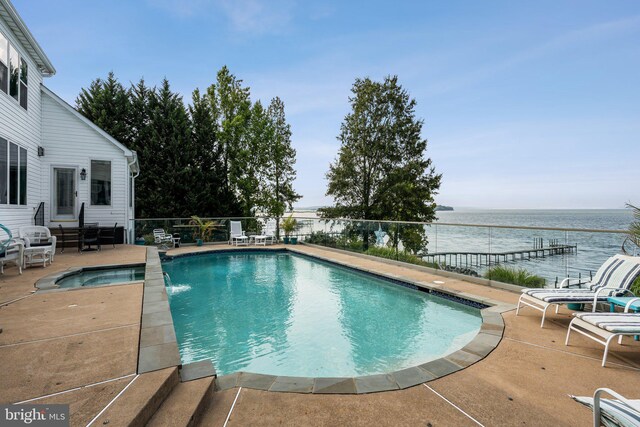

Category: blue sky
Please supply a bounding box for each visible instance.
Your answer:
[14,0,640,209]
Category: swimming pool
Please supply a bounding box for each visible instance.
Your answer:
[55,265,145,288]
[162,251,482,377]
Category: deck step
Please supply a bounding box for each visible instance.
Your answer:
[146,376,215,427]
[93,367,179,427]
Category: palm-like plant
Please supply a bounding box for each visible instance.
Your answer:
[623,203,640,254]
[190,215,216,244]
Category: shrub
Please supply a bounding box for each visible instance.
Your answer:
[631,276,640,297]
[143,233,155,246]
[365,246,439,269]
[484,265,546,288]
[306,231,338,246]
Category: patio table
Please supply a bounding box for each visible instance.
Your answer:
[608,296,640,341]
[24,245,52,268]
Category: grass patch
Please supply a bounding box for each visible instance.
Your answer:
[484,265,546,288]
[365,246,439,269]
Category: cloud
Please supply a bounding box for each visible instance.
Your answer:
[217,0,294,34]
[424,14,640,96]
[147,0,295,34]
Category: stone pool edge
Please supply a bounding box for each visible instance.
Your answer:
[159,246,513,394]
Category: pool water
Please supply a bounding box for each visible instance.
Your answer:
[57,266,145,288]
[162,252,482,377]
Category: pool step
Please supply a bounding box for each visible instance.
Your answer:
[146,376,215,427]
[92,367,179,427]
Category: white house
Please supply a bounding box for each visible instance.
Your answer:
[0,0,138,242]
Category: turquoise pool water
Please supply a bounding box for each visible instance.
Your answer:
[162,251,482,377]
[57,266,144,288]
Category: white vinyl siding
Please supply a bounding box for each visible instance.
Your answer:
[0,17,43,235]
[41,91,129,229]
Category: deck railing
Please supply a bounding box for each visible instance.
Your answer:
[132,216,632,287]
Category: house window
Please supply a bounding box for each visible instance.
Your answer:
[91,160,111,205]
[0,138,27,205]
[8,44,18,102]
[0,33,7,94]
[0,139,6,203]
[0,31,27,110]
[19,58,27,109]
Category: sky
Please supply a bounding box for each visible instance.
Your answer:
[13,0,640,209]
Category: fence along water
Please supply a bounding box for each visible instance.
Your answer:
[132,216,630,287]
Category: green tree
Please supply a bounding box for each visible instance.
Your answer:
[320,75,441,253]
[207,66,251,216]
[145,79,195,217]
[189,88,227,216]
[260,97,301,237]
[76,71,131,144]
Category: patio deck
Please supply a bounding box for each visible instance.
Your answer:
[0,243,638,426]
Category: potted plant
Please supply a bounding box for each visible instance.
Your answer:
[281,215,297,244]
[190,216,215,246]
[135,236,145,246]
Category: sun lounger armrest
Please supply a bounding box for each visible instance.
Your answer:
[593,388,640,424]
[625,298,640,313]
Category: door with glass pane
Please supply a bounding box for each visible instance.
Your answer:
[53,167,76,219]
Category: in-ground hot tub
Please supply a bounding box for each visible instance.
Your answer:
[36,264,145,290]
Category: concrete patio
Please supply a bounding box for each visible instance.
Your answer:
[0,243,638,426]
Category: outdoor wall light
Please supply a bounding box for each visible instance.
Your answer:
[80,168,87,180]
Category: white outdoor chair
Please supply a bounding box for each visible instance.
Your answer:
[229,221,249,246]
[254,219,277,246]
[516,255,640,327]
[19,226,57,263]
[572,388,640,427]
[0,240,24,275]
[153,229,175,249]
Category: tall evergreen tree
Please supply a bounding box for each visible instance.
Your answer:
[76,71,130,144]
[320,76,441,253]
[145,79,194,217]
[207,66,251,216]
[189,88,226,216]
[260,97,301,236]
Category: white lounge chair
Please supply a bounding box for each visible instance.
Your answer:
[19,226,57,264]
[0,239,24,275]
[153,229,175,249]
[229,221,248,246]
[516,255,640,327]
[566,308,640,367]
[572,388,640,427]
[253,219,277,246]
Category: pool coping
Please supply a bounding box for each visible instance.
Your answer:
[148,246,514,394]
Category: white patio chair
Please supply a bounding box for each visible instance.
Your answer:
[153,229,175,249]
[254,219,277,246]
[516,255,640,327]
[19,226,57,263]
[229,221,248,246]
[0,239,24,275]
[572,388,640,427]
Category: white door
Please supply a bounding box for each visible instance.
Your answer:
[53,167,77,220]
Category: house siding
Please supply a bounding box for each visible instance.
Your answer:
[0,15,44,236]
[41,91,130,233]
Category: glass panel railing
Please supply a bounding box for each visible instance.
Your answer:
[133,215,630,289]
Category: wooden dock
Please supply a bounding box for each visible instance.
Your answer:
[423,244,577,267]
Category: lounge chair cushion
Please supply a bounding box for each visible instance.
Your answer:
[522,290,621,303]
[572,395,640,427]
[521,255,640,300]
[574,313,640,333]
